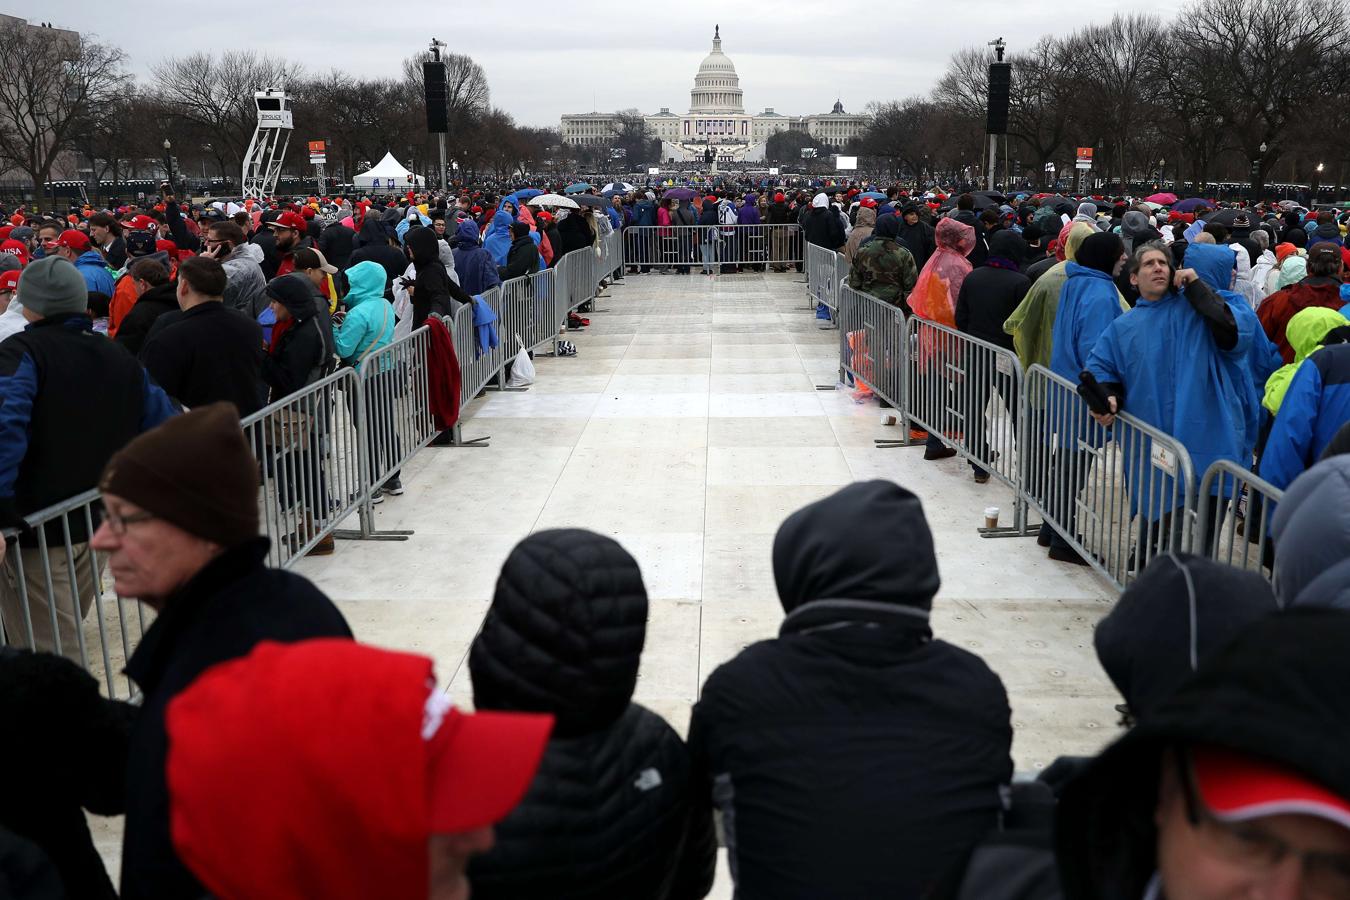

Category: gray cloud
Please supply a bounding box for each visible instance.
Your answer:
[57,0,1176,127]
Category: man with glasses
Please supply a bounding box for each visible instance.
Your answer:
[0,256,178,662]
[1056,609,1350,900]
[88,402,351,899]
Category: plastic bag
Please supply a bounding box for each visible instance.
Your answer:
[507,333,536,387]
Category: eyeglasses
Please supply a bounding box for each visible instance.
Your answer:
[1177,750,1350,898]
[100,505,157,536]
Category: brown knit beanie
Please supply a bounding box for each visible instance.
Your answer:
[100,403,258,546]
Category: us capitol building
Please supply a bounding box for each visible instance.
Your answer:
[560,26,870,164]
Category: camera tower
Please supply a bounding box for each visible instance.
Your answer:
[242,88,294,200]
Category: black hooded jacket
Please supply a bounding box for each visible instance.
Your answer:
[1094,553,1276,721]
[1056,609,1350,900]
[801,205,846,250]
[260,274,329,400]
[897,208,937,270]
[956,232,1030,350]
[404,227,463,328]
[688,481,1013,900]
[467,529,717,900]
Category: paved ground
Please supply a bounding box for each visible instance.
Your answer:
[97,269,1122,894]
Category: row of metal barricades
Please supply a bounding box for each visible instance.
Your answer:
[0,233,623,698]
[622,224,805,271]
[820,249,1284,594]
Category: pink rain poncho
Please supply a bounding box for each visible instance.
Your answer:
[908,217,975,327]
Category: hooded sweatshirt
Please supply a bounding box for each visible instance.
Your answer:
[466,529,717,899]
[843,205,876,263]
[689,481,1012,900]
[1260,342,1350,492]
[1262,307,1350,413]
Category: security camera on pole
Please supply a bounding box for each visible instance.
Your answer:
[985,37,1010,192]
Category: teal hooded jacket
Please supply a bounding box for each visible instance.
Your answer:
[334,260,396,365]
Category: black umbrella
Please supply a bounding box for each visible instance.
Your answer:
[1050,198,1077,215]
[572,194,609,209]
[973,190,1007,204]
[1209,208,1252,227]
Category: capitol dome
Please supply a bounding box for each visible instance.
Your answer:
[689,25,744,114]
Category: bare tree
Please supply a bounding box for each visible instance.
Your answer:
[1170,0,1350,196]
[401,51,490,167]
[0,20,126,205]
[152,51,301,176]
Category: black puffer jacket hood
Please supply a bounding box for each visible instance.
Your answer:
[772,480,939,614]
[1094,552,1276,721]
[470,529,648,738]
[403,225,440,269]
[263,273,317,322]
[1272,456,1350,608]
[1057,608,1350,900]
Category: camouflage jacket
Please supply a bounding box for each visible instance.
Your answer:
[846,238,918,308]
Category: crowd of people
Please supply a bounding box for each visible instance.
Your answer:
[1,400,1348,899]
[2,173,1350,898]
[804,187,1350,566]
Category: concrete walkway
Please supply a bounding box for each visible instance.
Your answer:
[284,269,1121,894]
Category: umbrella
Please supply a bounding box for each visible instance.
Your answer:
[1209,208,1252,227]
[602,181,635,194]
[662,187,697,201]
[1145,192,1178,205]
[564,182,592,194]
[572,194,609,209]
[528,193,579,210]
[1173,197,1210,213]
[1141,201,1164,211]
[973,190,1008,204]
[1049,198,1077,215]
[859,191,887,201]
[513,188,543,201]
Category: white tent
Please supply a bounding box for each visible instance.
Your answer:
[353,152,424,191]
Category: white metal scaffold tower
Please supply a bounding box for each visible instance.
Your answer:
[241,88,293,200]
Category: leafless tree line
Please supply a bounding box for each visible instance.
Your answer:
[856,0,1350,194]
[0,21,568,195]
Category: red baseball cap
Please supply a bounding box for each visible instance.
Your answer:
[859,198,877,209]
[269,210,307,232]
[55,229,90,252]
[0,270,19,292]
[166,640,551,899]
[1193,746,1350,831]
[125,214,158,232]
[0,239,29,264]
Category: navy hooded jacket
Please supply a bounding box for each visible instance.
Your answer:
[449,220,501,296]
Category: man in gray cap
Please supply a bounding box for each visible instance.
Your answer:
[0,255,179,661]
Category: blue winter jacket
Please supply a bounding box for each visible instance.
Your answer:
[333,261,395,367]
[73,249,115,298]
[632,200,657,228]
[450,220,501,296]
[1049,262,1126,450]
[1185,243,1281,457]
[1260,344,1350,492]
[472,295,499,357]
[483,211,514,267]
[1086,280,1254,517]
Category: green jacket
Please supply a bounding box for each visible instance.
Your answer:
[1263,306,1350,413]
[846,238,918,310]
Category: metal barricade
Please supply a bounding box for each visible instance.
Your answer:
[1022,365,1197,590]
[357,324,438,489]
[806,243,839,313]
[524,267,559,352]
[1193,460,1283,577]
[1,489,148,699]
[836,284,908,414]
[906,317,1028,533]
[240,367,365,569]
[623,224,802,271]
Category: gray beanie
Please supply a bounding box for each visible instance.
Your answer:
[0,254,20,274]
[18,256,87,318]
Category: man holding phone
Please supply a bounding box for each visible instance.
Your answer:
[202,221,267,318]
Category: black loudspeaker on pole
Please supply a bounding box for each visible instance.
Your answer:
[424,60,448,134]
[986,62,1011,135]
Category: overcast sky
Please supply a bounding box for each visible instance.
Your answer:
[55,0,1175,128]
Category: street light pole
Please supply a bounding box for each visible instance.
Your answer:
[163,139,174,194]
